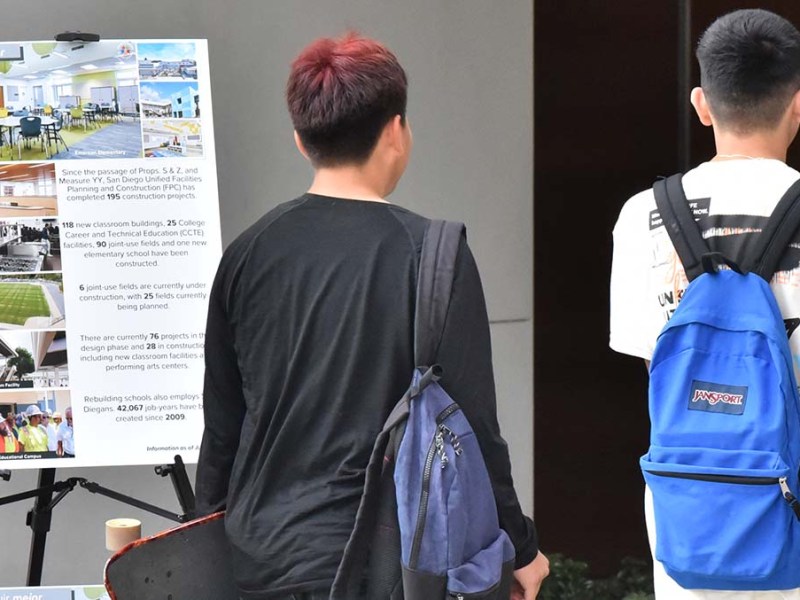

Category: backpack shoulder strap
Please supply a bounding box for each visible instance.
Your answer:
[330,219,464,600]
[653,174,711,282]
[414,219,465,367]
[745,178,800,281]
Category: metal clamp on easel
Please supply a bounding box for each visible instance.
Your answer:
[54,32,101,43]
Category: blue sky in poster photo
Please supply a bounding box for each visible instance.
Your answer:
[137,42,196,62]
[140,81,199,103]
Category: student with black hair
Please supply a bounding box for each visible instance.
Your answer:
[610,8,800,599]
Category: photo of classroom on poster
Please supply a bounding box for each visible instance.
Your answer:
[0,41,142,160]
[143,119,202,157]
[0,388,71,459]
[0,217,60,272]
[0,163,56,217]
[0,330,68,388]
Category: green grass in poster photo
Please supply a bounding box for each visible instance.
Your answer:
[0,282,50,324]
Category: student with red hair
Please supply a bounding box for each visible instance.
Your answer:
[196,33,548,600]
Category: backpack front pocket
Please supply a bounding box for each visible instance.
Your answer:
[445,531,514,600]
[641,446,793,583]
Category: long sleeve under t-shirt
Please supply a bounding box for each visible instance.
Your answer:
[195,194,538,598]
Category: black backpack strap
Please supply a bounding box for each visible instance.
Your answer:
[330,219,463,600]
[653,174,711,282]
[745,178,800,281]
[414,219,465,367]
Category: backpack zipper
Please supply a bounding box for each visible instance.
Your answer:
[646,470,778,485]
[447,574,504,598]
[436,402,460,424]
[409,403,461,569]
[645,470,800,520]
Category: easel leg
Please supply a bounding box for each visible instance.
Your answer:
[27,468,56,586]
[156,455,196,518]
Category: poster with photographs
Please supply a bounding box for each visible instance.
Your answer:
[0,40,220,469]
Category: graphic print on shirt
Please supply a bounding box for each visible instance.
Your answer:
[648,198,800,338]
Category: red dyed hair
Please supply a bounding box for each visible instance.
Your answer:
[286,33,408,167]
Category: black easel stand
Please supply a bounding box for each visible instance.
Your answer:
[0,455,196,586]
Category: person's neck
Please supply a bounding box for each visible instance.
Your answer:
[307,165,390,203]
[712,129,789,162]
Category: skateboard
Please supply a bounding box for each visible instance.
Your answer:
[104,511,239,600]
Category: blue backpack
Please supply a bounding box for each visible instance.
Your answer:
[644,174,800,591]
[331,220,515,599]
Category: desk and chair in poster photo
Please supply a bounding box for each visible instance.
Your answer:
[0,41,202,161]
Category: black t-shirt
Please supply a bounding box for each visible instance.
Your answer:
[195,194,538,598]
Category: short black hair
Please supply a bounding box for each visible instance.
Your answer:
[697,9,800,132]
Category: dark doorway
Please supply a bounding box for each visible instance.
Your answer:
[534,0,800,576]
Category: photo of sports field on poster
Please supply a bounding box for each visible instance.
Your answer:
[0,273,64,329]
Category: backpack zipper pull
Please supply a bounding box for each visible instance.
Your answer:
[440,424,463,456]
[435,427,448,469]
[779,477,800,521]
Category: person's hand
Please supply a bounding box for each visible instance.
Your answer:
[510,551,549,600]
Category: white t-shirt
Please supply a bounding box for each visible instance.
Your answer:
[56,421,73,455]
[45,423,57,451]
[611,159,800,373]
[611,158,800,599]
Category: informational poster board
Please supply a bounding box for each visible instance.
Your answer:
[0,39,221,469]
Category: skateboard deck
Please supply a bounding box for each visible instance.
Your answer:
[104,511,239,600]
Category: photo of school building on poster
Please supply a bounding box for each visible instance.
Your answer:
[0,330,67,388]
[0,40,142,160]
[140,81,200,118]
[138,42,197,81]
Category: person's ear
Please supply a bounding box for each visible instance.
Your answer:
[691,87,713,127]
[789,88,800,125]
[293,130,310,160]
[383,115,405,155]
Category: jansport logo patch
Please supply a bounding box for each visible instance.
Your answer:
[689,380,747,415]
[692,389,744,406]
